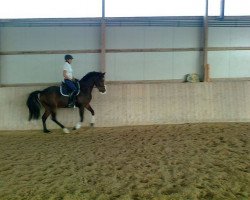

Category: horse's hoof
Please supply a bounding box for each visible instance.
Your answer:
[63,128,70,133]
[75,122,82,130]
[90,123,94,127]
[44,130,51,133]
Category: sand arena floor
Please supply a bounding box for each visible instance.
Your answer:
[0,123,249,200]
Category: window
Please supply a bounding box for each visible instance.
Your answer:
[106,0,206,17]
[225,0,250,16]
[208,0,221,16]
[1,0,249,19]
[0,0,101,19]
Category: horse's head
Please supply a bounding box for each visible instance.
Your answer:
[80,71,106,94]
[94,72,106,94]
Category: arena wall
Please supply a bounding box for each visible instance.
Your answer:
[0,81,250,131]
[1,25,250,85]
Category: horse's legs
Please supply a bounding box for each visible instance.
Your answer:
[85,104,95,127]
[73,106,84,130]
[42,110,51,133]
[51,111,70,133]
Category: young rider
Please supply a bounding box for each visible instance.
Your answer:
[63,54,77,108]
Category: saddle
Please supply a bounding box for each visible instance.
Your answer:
[60,80,80,97]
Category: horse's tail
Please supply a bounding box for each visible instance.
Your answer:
[26,90,42,121]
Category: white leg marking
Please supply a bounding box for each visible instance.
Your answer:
[91,116,95,124]
[75,122,82,130]
[63,128,70,133]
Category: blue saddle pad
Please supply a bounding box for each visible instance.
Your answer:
[60,81,80,97]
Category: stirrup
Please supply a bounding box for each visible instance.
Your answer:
[67,103,75,108]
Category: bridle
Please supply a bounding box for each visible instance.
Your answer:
[94,81,106,94]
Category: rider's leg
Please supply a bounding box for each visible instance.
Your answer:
[68,91,77,107]
[64,79,77,107]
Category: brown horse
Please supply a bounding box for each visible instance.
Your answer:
[26,71,106,133]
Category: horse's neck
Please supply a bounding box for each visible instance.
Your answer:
[81,86,93,94]
[79,80,94,94]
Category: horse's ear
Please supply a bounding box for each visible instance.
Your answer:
[102,72,106,76]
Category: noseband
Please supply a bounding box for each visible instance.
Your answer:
[94,84,106,94]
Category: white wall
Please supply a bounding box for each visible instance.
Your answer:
[1,81,250,130]
[208,27,250,79]
[1,26,250,84]
[106,26,203,81]
[0,27,101,84]
[0,27,100,51]
[0,54,100,84]
[1,24,250,129]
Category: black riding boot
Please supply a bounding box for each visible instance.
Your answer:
[68,92,76,108]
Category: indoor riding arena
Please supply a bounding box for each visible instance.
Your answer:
[0,1,249,200]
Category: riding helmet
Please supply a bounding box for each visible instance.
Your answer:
[64,54,73,60]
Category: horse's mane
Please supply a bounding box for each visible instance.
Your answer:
[80,71,102,82]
